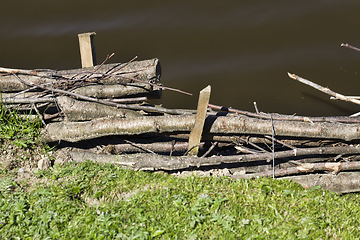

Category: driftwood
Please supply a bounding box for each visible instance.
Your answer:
[288,72,360,106]
[41,114,360,143]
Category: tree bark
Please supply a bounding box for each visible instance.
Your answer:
[57,96,143,121]
[71,83,161,99]
[281,172,360,194]
[0,58,160,92]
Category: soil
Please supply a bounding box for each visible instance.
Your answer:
[0,140,55,188]
[0,141,234,190]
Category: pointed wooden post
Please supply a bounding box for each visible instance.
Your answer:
[78,32,97,68]
[187,85,211,156]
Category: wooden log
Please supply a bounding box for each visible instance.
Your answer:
[281,172,360,194]
[56,96,143,121]
[0,58,161,92]
[71,82,161,99]
[42,114,360,143]
[54,146,360,171]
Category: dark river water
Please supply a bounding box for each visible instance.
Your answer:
[1,1,360,116]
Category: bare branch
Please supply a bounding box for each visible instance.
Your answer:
[288,72,360,105]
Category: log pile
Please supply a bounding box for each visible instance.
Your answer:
[2,39,360,194]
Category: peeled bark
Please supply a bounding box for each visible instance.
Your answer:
[0,58,161,92]
[42,114,360,143]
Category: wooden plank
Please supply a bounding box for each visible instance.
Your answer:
[187,85,211,156]
[78,32,97,68]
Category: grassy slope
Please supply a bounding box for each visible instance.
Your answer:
[1,107,360,239]
[1,161,360,239]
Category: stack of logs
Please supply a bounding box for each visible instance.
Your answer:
[2,54,360,193]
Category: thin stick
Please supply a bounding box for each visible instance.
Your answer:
[44,112,60,121]
[235,136,268,153]
[253,102,259,114]
[288,72,360,105]
[107,56,138,75]
[78,53,115,79]
[341,43,360,52]
[32,103,46,126]
[264,136,295,150]
[113,74,193,96]
[1,97,54,104]
[200,141,218,158]
[124,139,156,154]
[107,96,147,103]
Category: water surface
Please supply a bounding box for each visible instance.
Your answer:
[1,1,360,116]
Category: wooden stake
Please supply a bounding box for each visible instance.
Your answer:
[187,85,211,156]
[78,32,97,68]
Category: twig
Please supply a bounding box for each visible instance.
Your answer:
[253,102,259,114]
[1,97,54,104]
[287,72,360,105]
[200,141,218,158]
[111,73,193,96]
[234,145,263,154]
[32,104,46,126]
[235,136,268,153]
[264,136,295,150]
[107,96,147,103]
[106,56,138,75]
[0,67,39,75]
[124,139,156,154]
[44,112,60,121]
[341,43,360,52]
[84,53,115,79]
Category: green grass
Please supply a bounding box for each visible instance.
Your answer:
[1,161,360,239]
[1,102,360,239]
[0,103,42,149]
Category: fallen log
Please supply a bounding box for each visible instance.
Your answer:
[281,172,360,194]
[54,146,360,171]
[233,161,360,179]
[42,114,360,143]
[0,58,161,92]
[56,96,143,121]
